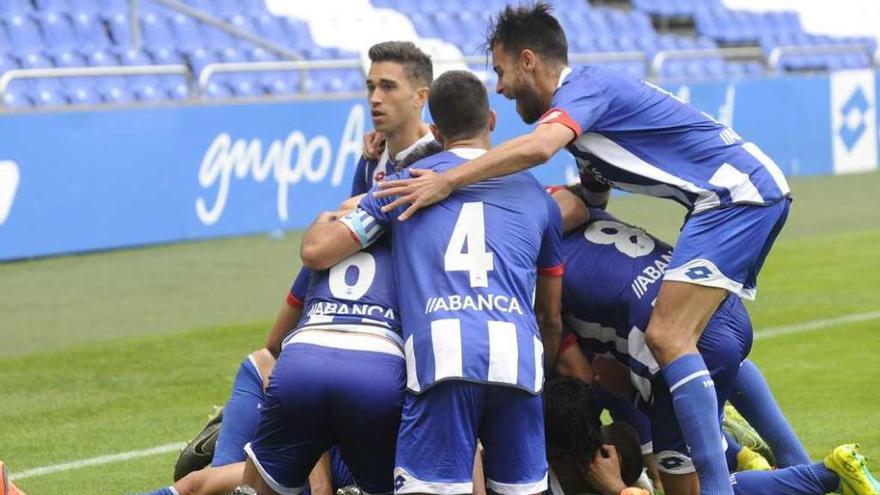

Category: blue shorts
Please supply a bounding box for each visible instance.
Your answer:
[246,332,405,495]
[648,296,753,474]
[213,355,265,466]
[665,198,790,300]
[394,381,548,495]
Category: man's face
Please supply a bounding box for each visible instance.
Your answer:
[366,61,421,134]
[492,44,549,124]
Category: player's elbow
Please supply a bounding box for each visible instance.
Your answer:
[536,310,563,337]
[300,242,334,271]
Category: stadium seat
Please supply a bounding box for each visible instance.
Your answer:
[64,83,102,105]
[2,85,31,108]
[34,0,70,13]
[38,11,78,50]
[0,0,34,15]
[4,14,45,53]
[141,12,175,49]
[51,50,86,67]
[71,12,111,50]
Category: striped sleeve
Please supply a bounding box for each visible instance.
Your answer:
[339,208,386,248]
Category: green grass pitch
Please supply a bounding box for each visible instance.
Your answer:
[1,172,878,494]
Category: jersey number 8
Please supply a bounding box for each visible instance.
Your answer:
[584,220,655,258]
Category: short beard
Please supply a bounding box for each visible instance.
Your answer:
[515,85,548,124]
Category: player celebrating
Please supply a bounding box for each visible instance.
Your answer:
[299,70,564,495]
[375,5,791,494]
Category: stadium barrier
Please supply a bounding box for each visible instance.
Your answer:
[0,70,877,261]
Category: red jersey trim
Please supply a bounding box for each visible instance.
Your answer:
[544,184,567,195]
[560,333,578,354]
[286,292,304,309]
[537,107,582,137]
[538,263,565,277]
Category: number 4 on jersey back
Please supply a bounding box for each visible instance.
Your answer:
[444,202,495,288]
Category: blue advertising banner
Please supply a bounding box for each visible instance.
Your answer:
[0,71,877,260]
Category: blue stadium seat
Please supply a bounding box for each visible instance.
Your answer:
[105,12,131,45]
[162,74,190,100]
[64,83,102,105]
[51,50,86,67]
[141,12,175,49]
[131,78,166,101]
[0,0,34,15]
[93,75,134,103]
[201,23,236,50]
[204,78,231,98]
[251,13,287,44]
[69,0,101,16]
[169,13,202,51]
[16,50,52,69]
[29,85,66,106]
[84,48,117,66]
[71,12,110,49]
[38,11,77,50]
[246,46,278,62]
[97,0,127,18]
[117,47,151,65]
[212,0,242,18]
[2,85,32,108]
[4,14,44,52]
[148,46,183,65]
[34,0,70,13]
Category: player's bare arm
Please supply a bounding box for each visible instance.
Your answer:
[535,273,563,370]
[549,187,590,232]
[300,211,362,271]
[375,122,574,220]
[554,339,594,383]
[265,302,303,358]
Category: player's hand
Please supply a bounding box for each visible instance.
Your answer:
[338,193,366,213]
[592,354,634,398]
[363,130,386,160]
[586,444,628,495]
[374,169,453,221]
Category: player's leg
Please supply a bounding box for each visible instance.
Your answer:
[728,359,810,467]
[648,199,790,495]
[394,381,483,495]
[213,350,275,467]
[243,344,336,495]
[331,342,406,495]
[480,386,548,495]
[729,444,880,495]
[650,296,751,495]
[0,461,28,495]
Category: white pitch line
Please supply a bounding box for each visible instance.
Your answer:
[9,311,880,481]
[755,310,880,340]
[10,442,184,481]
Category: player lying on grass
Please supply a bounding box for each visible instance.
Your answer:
[543,375,880,495]
[374,5,792,493]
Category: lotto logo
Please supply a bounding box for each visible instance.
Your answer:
[394,475,406,491]
[684,266,713,280]
[659,456,687,471]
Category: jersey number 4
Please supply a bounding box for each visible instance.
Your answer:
[445,202,495,288]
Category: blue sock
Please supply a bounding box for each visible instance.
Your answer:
[730,359,811,467]
[731,462,838,495]
[213,355,266,466]
[141,487,177,495]
[725,430,742,471]
[662,353,733,495]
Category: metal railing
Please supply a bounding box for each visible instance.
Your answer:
[767,43,874,71]
[650,46,764,77]
[197,59,361,94]
[0,65,191,95]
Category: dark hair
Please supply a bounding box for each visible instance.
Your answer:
[543,376,602,462]
[368,41,433,87]
[601,423,645,487]
[399,140,443,169]
[486,2,568,64]
[428,70,490,141]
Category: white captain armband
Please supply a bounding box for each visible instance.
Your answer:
[339,208,385,248]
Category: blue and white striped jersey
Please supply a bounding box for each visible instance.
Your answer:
[289,237,401,343]
[350,132,437,196]
[560,209,749,403]
[539,66,791,214]
[341,148,564,394]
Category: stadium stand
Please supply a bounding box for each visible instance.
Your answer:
[0,0,877,108]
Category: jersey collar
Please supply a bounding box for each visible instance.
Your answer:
[556,67,572,89]
[449,147,487,159]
